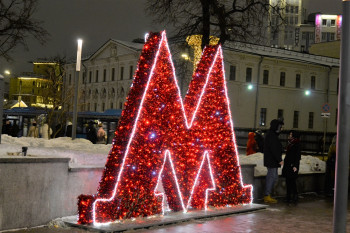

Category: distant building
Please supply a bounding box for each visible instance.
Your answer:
[268,0,342,53]
[8,62,62,109]
[64,37,339,136]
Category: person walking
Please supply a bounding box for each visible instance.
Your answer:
[96,123,107,144]
[255,130,264,153]
[27,121,39,138]
[282,130,301,204]
[40,122,53,139]
[246,132,258,155]
[263,119,284,203]
[86,121,97,144]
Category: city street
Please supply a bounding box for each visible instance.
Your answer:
[5,194,349,233]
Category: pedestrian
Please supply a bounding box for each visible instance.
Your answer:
[282,130,301,204]
[2,120,12,135]
[66,121,72,137]
[27,121,39,138]
[86,121,97,144]
[325,135,336,196]
[246,132,258,155]
[96,123,107,144]
[40,121,53,139]
[11,121,20,137]
[263,119,284,203]
[255,130,264,153]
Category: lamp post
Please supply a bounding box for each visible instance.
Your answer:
[333,1,350,232]
[0,74,4,144]
[72,39,83,140]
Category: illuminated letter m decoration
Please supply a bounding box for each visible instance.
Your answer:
[78,31,252,225]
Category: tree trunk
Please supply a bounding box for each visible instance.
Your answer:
[201,0,210,49]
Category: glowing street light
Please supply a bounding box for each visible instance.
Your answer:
[4,70,10,75]
[181,53,190,60]
[72,38,83,140]
[247,84,253,90]
[305,90,311,96]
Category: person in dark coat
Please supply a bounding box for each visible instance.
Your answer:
[282,130,301,204]
[86,121,97,144]
[255,130,264,153]
[2,120,12,135]
[11,121,20,137]
[263,119,284,203]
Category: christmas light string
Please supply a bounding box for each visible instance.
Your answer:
[154,150,186,215]
[78,31,252,225]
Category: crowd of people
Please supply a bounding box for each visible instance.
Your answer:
[1,119,107,145]
[247,119,337,204]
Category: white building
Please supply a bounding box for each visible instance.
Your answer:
[64,37,339,146]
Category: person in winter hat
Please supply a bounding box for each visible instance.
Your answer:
[263,119,284,203]
[246,132,258,155]
[282,130,301,204]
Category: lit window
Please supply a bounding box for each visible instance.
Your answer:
[229,65,236,81]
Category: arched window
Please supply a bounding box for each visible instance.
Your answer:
[120,87,125,97]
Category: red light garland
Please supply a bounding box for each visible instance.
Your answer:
[77,31,252,225]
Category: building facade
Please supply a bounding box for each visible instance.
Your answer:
[64,38,339,136]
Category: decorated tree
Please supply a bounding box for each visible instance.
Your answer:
[78,31,252,225]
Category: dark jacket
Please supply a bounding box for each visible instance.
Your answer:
[264,120,283,168]
[282,141,301,178]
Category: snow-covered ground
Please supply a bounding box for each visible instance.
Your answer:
[0,134,325,176]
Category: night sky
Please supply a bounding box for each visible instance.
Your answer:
[0,0,343,75]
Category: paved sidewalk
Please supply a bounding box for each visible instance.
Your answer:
[3,194,349,233]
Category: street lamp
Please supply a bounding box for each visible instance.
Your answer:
[247,84,253,90]
[4,70,10,75]
[72,38,83,140]
[304,90,311,96]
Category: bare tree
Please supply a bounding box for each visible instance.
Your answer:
[146,0,285,48]
[39,57,73,138]
[0,0,49,61]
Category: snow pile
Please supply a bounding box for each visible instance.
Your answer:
[239,152,325,176]
[0,135,110,166]
[0,135,325,176]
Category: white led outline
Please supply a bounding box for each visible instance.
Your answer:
[185,151,216,210]
[219,46,253,204]
[154,150,186,215]
[91,31,252,225]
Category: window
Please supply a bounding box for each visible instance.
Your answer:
[290,17,293,25]
[296,74,301,88]
[295,6,298,13]
[259,108,267,126]
[111,68,115,81]
[102,103,105,111]
[89,71,92,83]
[129,65,133,79]
[330,33,335,41]
[119,102,123,109]
[103,69,106,82]
[295,17,298,24]
[280,72,285,86]
[82,72,86,84]
[302,32,306,40]
[322,32,327,41]
[290,6,293,13]
[293,111,299,128]
[95,70,99,83]
[311,76,316,90]
[120,66,124,80]
[278,109,284,120]
[322,19,327,26]
[246,67,252,82]
[285,5,289,13]
[94,103,97,112]
[308,112,314,129]
[331,19,336,27]
[263,70,269,84]
[110,102,113,109]
[229,65,236,81]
